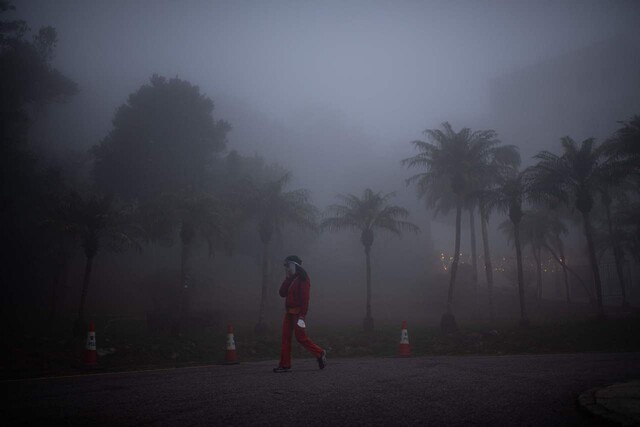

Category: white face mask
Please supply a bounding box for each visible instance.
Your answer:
[287,262,297,276]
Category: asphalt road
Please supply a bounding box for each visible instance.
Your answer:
[4,352,640,426]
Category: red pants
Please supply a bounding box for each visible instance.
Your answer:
[279,313,323,368]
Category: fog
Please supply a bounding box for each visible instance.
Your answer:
[5,0,640,332]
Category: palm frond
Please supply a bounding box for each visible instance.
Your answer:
[405,121,519,220]
[320,215,360,232]
[323,189,418,238]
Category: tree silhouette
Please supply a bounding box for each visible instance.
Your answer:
[613,203,640,267]
[535,209,587,305]
[485,169,530,327]
[500,209,568,302]
[321,189,419,332]
[142,189,236,336]
[93,74,230,201]
[0,2,77,329]
[530,137,614,319]
[595,176,632,309]
[472,144,521,320]
[501,207,597,306]
[42,188,79,326]
[605,115,640,187]
[52,192,142,336]
[1,7,77,138]
[92,75,231,334]
[243,173,318,334]
[403,122,503,332]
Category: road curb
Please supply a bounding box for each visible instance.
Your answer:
[578,381,640,426]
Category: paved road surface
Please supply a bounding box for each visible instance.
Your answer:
[4,352,640,426]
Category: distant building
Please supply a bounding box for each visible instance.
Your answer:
[489,36,640,163]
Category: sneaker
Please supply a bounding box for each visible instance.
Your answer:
[273,366,291,373]
[317,350,327,370]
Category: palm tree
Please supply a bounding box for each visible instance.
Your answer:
[477,198,495,318]
[321,189,419,332]
[248,173,318,334]
[534,210,575,306]
[58,192,142,337]
[605,115,640,186]
[522,212,548,301]
[467,203,479,309]
[614,203,640,268]
[403,122,504,332]
[485,169,530,327]
[473,144,521,320]
[530,137,613,318]
[600,118,640,308]
[597,184,631,308]
[501,210,562,301]
[143,188,236,336]
[500,208,594,307]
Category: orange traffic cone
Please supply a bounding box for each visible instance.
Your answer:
[224,324,239,365]
[399,320,411,357]
[83,320,98,366]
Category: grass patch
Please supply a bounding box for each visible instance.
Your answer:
[2,314,640,379]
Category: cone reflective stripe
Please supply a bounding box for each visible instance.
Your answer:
[224,324,239,365]
[83,320,98,366]
[226,325,236,350]
[399,320,411,357]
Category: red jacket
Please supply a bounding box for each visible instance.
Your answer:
[279,274,311,317]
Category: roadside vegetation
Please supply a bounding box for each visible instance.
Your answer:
[4,310,640,380]
[2,2,640,380]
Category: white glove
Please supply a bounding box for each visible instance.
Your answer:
[297,318,306,328]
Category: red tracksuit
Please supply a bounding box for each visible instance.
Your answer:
[278,273,323,368]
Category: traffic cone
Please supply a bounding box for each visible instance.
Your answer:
[83,320,98,367]
[399,320,411,357]
[224,324,239,365]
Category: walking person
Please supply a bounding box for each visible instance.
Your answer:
[273,255,327,372]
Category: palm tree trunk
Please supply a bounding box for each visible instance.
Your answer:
[175,220,193,337]
[73,253,94,337]
[545,243,595,303]
[179,236,189,332]
[557,238,571,305]
[532,245,542,300]
[514,222,528,327]
[441,198,462,334]
[447,200,463,310]
[582,211,604,318]
[605,204,629,308]
[256,240,270,334]
[364,245,373,332]
[469,206,478,308]
[479,203,495,321]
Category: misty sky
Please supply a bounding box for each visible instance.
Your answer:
[14,0,640,145]
[11,0,640,255]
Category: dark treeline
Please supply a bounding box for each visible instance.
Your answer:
[403,122,640,331]
[2,2,639,344]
